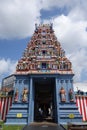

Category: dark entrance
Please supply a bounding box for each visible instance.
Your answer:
[34,78,57,122]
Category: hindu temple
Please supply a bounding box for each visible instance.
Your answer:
[1,24,82,125]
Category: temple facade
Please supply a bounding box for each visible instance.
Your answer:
[2,24,82,124]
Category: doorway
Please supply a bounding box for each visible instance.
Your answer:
[34,78,57,123]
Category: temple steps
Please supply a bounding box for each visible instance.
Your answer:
[58,102,82,124]
[5,102,28,125]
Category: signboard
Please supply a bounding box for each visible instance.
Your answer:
[17,113,22,118]
[69,114,75,119]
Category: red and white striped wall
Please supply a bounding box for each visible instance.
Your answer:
[0,96,12,121]
[0,95,87,122]
[76,95,87,121]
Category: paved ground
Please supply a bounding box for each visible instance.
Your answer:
[23,122,66,130]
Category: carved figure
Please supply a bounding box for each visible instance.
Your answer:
[69,88,74,102]
[14,89,19,102]
[60,87,66,102]
[22,87,28,102]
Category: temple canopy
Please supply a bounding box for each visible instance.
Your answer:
[16,24,73,75]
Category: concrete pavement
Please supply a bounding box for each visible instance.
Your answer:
[22,122,66,130]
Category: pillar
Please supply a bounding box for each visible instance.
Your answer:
[65,80,69,102]
[55,77,59,123]
[28,77,34,124]
[70,79,75,101]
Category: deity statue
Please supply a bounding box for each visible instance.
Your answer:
[22,87,28,102]
[69,88,74,102]
[59,87,66,102]
[14,89,19,102]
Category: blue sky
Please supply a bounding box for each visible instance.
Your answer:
[0,38,29,60]
[0,0,87,91]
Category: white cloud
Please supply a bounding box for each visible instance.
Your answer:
[0,58,17,88]
[74,82,87,92]
[0,58,17,75]
[53,15,87,53]
[50,5,87,82]
[0,0,41,39]
[0,0,87,39]
[40,0,69,10]
[69,49,87,82]
[40,0,80,11]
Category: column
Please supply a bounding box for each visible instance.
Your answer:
[28,77,34,124]
[65,80,69,102]
[58,79,61,102]
[19,80,24,101]
[14,80,19,102]
[59,79,67,102]
[55,78,59,123]
[13,79,17,103]
[70,79,75,101]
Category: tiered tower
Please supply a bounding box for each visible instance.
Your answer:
[16,24,72,74]
[2,24,82,125]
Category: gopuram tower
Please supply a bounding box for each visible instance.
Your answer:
[2,24,82,125]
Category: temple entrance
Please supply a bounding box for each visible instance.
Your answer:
[34,78,57,123]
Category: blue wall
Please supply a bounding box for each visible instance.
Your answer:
[5,73,82,124]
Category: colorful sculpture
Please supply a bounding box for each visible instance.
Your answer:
[22,87,28,102]
[69,88,74,102]
[14,89,19,102]
[60,87,66,102]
